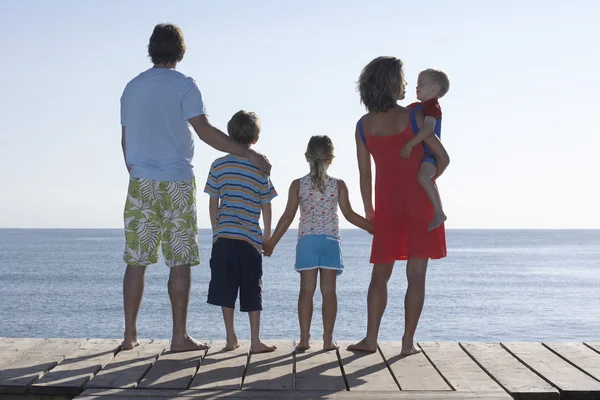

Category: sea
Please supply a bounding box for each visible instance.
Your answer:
[1,229,599,342]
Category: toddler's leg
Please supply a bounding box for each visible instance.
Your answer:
[221,307,239,350]
[417,161,447,231]
[319,269,339,350]
[297,270,318,350]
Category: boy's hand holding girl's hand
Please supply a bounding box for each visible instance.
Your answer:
[262,239,274,257]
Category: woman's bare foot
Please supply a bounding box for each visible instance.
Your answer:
[428,212,447,231]
[401,336,422,356]
[250,341,277,354]
[323,340,339,351]
[347,338,377,353]
[295,339,310,351]
[225,335,240,351]
[170,335,210,353]
[121,331,139,350]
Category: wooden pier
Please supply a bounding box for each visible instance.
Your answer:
[1,338,600,399]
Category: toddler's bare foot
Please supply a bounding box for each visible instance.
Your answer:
[295,339,310,351]
[347,338,377,353]
[121,331,139,350]
[323,340,339,351]
[250,341,277,354]
[225,335,240,351]
[428,212,447,232]
[170,335,210,352]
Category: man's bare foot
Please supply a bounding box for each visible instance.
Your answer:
[225,336,240,351]
[121,338,140,351]
[250,341,277,354]
[347,338,377,353]
[323,341,339,351]
[428,212,447,231]
[295,339,310,351]
[170,335,210,352]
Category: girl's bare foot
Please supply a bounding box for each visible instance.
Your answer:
[323,341,339,351]
[225,336,240,351]
[170,335,210,352]
[295,339,310,351]
[347,338,377,353]
[250,341,277,354]
[428,212,447,231]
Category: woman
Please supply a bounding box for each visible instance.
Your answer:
[348,57,449,356]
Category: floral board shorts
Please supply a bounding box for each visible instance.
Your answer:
[123,177,200,268]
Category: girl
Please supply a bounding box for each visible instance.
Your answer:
[262,135,373,351]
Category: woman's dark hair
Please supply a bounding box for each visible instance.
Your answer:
[148,24,186,65]
[358,56,406,113]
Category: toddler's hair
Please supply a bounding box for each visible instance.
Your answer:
[421,68,450,98]
[227,111,261,146]
[305,135,335,193]
[148,23,186,65]
[358,56,405,113]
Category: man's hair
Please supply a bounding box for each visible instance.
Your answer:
[421,68,450,98]
[227,111,261,146]
[148,24,186,65]
[358,56,405,113]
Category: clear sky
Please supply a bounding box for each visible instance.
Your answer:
[0,0,598,229]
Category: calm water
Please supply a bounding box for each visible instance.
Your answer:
[1,229,599,342]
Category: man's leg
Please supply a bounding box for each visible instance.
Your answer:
[122,265,146,350]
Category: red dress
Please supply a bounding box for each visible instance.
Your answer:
[360,109,447,263]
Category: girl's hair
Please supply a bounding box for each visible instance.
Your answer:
[305,135,335,193]
[358,56,406,113]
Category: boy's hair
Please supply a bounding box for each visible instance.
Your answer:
[358,56,405,113]
[227,111,261,146]
[148,24,186,65]
[421,68,450,98]
[305,135,335,193]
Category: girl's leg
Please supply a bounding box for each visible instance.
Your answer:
[319,269,339,350]
[348,263,394,352]
[417,162,447,231]
[297,269,318,350]
[402,257,429,356]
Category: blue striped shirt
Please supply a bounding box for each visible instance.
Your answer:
[204,155,277,250]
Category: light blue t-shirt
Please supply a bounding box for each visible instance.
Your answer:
[120,68,206,181]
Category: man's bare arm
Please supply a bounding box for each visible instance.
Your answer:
[121,126,131,173]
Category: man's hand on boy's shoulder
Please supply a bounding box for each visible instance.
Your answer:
[246,148,272,176]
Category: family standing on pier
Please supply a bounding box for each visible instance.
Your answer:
[119,24,449,358]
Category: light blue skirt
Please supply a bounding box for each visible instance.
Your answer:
[295,234,343,276]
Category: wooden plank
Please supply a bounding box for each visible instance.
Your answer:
[337,340,397,391]
[418,342,504,392]
[0,338,44,368]
[584,342,600,354]
[379,341,450,391]
[137,342,208,389]
[503,342,600,399]
[544,342,600,382]
[189,340,248,390]
[242,340,294,390]
[29,339,121,395]
[461,342,559,400]
[76,388,513,399]
[295,341,346,391]
[0,338,84,394]
[85,340,168,389]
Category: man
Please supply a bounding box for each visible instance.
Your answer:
[120,23,271,351]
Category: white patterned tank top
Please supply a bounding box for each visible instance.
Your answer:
[298,174,340,239]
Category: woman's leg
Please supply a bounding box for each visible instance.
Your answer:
[297,269,318,350]
[417,162,446,231]
[347,263,394,352]
[319,269,339,350]
[402,257,429,355]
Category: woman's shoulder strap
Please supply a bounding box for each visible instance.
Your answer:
[409,108,419,134]
[356,116,367,145]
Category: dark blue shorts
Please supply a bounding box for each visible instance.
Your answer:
[207,238,263,312]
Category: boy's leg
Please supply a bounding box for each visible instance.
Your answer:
[417,161,447,231]
[222,307,239,350]
[319,269,338,350]
[402,257,429,356]
[297,270,318,351]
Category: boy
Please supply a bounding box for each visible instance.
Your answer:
[204,110,277,353]
[399,68,450,231]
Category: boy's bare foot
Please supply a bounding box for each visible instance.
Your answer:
[225,336,240,351]
[323,341,339,351]
[428,212,447,232]
[170,335,210,352]
[295,339,310,351]
[347,338,377,353]
[250,341,277,354]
